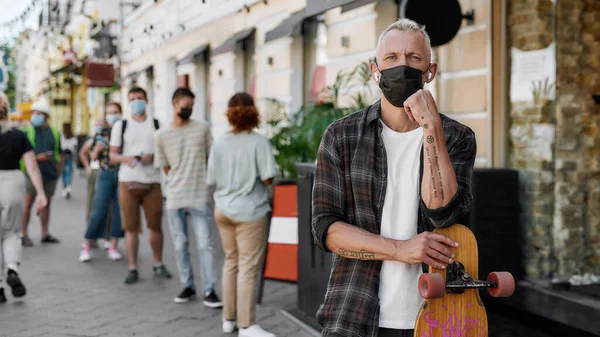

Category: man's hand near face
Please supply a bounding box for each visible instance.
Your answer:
[403,89,442,129]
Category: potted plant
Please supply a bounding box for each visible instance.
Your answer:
[260,59,376,283]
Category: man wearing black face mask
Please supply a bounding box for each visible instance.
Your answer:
[154,88,222,307]
[312,19,477,337]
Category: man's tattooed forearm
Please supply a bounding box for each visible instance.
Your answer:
[338,248,376,260]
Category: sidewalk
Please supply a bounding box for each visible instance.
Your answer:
[0,172,313,337]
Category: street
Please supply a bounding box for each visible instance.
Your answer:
[0,172,312,337]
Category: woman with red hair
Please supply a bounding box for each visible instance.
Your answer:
[207,93,277,337]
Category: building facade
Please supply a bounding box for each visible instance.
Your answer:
[13,0,122,134]
[118,0,600,283]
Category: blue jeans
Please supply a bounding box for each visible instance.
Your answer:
[85,169,124,239]
[167,206,217,293]
[62,159,73,188]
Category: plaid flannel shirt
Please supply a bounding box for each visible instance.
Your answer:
[311,101,477,337]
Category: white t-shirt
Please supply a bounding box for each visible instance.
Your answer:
[378,121,424,329]
[61,135,78,154]
[110,118,161,184]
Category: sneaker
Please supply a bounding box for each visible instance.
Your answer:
[153,265,172,279]
[107,247,122,261]
[79,247,91,262]
[41,234,60,244]
[6,269,26,298]
[0,288,6,303]
[223,320,236,333]
[174,287,196,303]
[238,325,275,337]
[124,269,139,284]
[203,290,223,309]
[21,236,34,247]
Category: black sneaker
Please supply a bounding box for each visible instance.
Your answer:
[41,234,60,244]
[174,287,196,303]
[0,288,6,303]
[6,269,26,298]
[203,290,223,309]
[124,269,139,284]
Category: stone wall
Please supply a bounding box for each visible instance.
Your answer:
[508,0,600,281]
[508,0,556,280]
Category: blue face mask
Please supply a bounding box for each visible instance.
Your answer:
[106,114,121,125]
[129,100,146,116]
[31,114,45,127]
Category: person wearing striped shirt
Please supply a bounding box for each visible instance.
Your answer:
[154,88,222,309]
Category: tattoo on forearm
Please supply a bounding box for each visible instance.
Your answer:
[338,248,376,260]
[425,147,437,197]
[432,145,445,201]
[425,134,445,201]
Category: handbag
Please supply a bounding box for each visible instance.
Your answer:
[126,182,152,198]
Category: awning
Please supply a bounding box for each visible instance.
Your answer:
[265,9,307,43]
[211,28,255,57]
[177,44,209,66]
[122,71,139,81]
[120,65,153,83]
[341,0,376,13]
[50,62,80,76]
[306,0,374,16]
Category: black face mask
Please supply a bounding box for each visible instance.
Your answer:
[178,108,193,120]
[377,65,426,108]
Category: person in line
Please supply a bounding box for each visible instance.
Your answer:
[109,87,171,284]
[60,123,77,199]
[79,103,125,262]
[155,88,222,307]
[311,19,477,337]
[207,92,277,337]
[0,92,47,302]
[79,119,111,249]
[21,98,63,247]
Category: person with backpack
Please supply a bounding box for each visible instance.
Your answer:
[20,98,63,247]
[109,87,172,284]
[79,103,125,262]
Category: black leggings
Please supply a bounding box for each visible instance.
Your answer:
[378,328,414,337]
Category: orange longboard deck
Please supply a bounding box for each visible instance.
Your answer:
[414,224,488,337]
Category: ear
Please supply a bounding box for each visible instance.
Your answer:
[370,61,380,83]
[424,62,438,84]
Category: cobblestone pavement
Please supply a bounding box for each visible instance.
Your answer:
[0,172,312,337]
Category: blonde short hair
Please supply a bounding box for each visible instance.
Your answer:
[377,18,432,59]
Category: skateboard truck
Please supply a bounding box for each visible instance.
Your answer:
[418,262,515,299]
[445,262,495,294]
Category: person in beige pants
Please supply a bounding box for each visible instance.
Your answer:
[207,93,277,337]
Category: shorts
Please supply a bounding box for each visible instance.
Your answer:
[26,177,57,197]
[118,182,163,233]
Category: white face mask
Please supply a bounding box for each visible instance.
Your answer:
[106,114,121,125]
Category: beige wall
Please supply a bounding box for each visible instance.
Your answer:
[120,0,498,161]
[435,0,492,167]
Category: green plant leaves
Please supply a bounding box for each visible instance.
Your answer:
[265,59,377,178]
